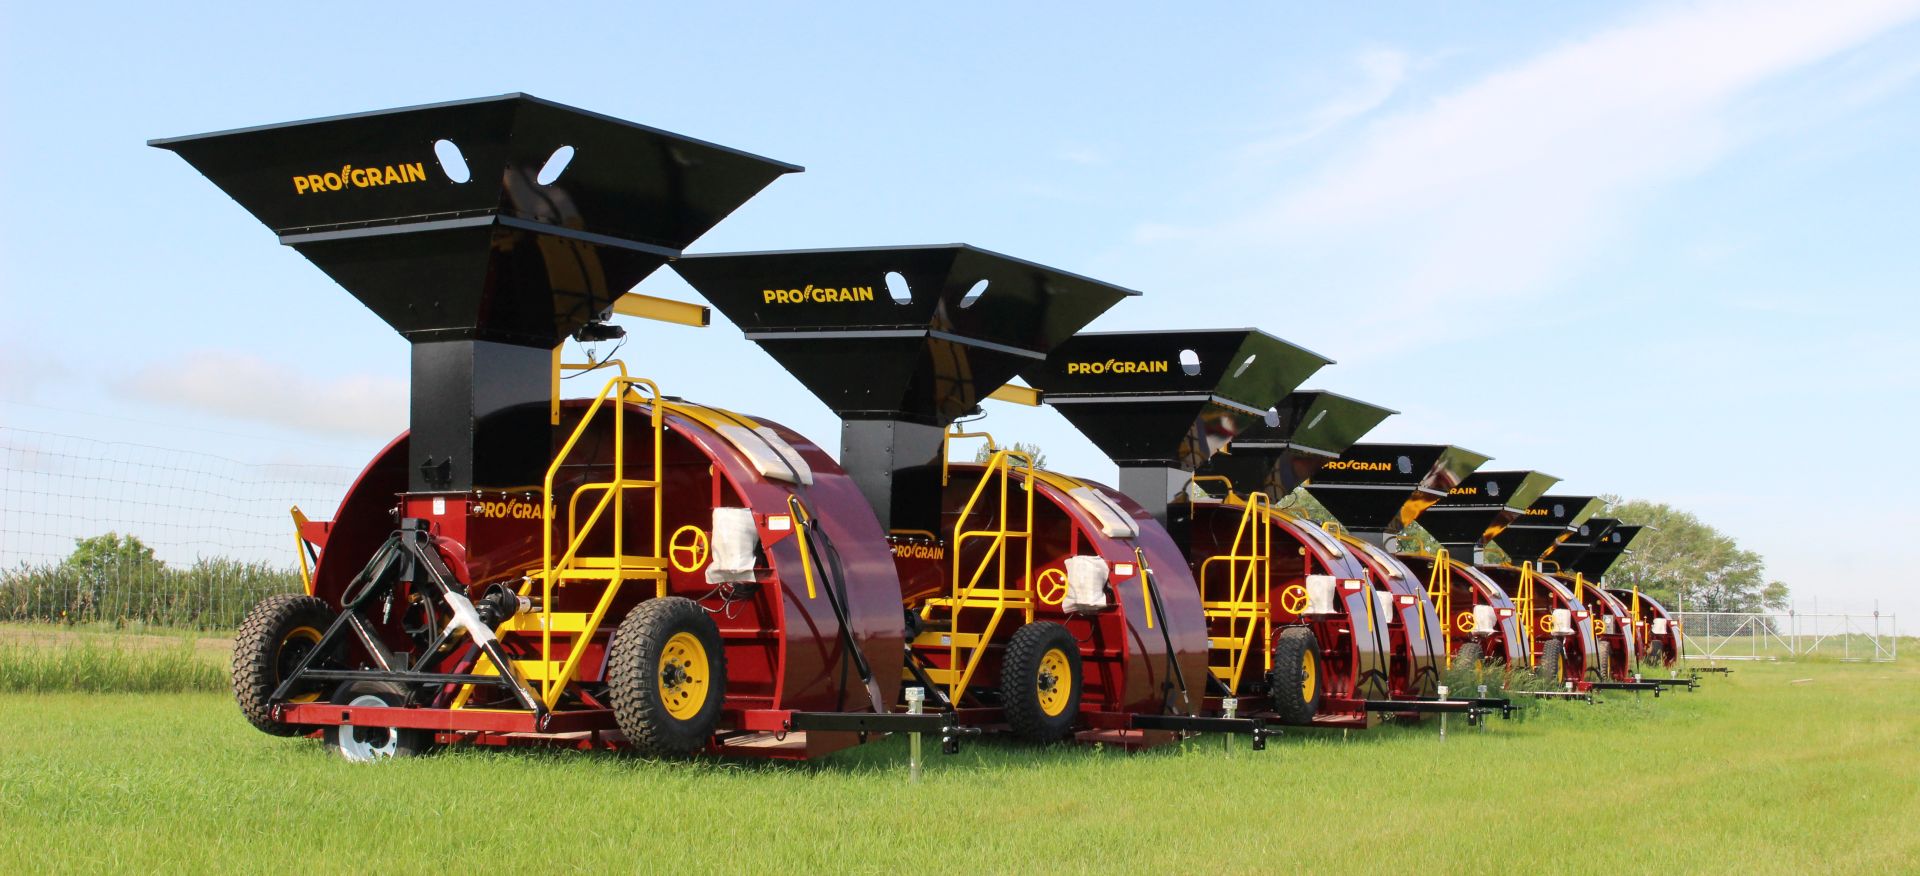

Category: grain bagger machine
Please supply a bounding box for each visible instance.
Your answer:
[1555,521,1691,684]
[670,251,1273,748]
[1295,443,1520,720]
[157,95,984,760]
[1487,496,1664,695]
[1578,524,1679,667]
[1393,469,1560,668]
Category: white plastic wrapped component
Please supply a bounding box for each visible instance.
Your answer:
[709,421,815,486]
[1063,555,1110,615]
[1651,617,1670,636]
[1472,604,1498,635]
[1603,615,1618,635]
[1375,590,1396,620]
[706,507,759,584]
[1066,487,1139,538]
[1305,575,1339,615]
[1549,608,1575,635]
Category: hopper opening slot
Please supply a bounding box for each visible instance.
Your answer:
[433,138,471,183]
[536,145,575,185]
[1179,349,1201,376]
[885,270,913,304]
[960,279,988,308]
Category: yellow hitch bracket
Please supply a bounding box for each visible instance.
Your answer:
[290,506,316,597]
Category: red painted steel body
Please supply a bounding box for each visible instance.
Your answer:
[905,465,1210,740]
[1394,554,1529,666]
[1477,566,1602,688]
[1186,504,1391,727]
[297,399,903,758]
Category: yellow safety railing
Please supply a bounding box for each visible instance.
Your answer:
[532,362,667,708]
[922,438,1036,705]
[1518,561,1542,669]
[1427,547,1453,669]
[1197,488,1272,692]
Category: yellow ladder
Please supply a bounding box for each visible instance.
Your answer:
[1427,547,1453,669]
[1195,482,1272,693]
[457,362,669,711]
[914,430,1035,704]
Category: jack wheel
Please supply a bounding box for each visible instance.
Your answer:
[1267,627,1323,725]
[607,597,727,757]
[1454,641,1484,668]
[231,594,334,736]
[1001,622,1080,743]
[323,682,431,762]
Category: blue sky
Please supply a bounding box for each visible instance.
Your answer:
[2,1,1915,629]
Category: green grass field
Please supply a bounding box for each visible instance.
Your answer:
[1,643,1915,875]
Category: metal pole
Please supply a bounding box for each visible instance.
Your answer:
[905,685,925,783]
[1223,696,1238,755]
[1437,685,1448,741]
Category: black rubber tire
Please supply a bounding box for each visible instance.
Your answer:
[606,597,727,757]
[323,681,432,761]
[1455,641,1484,668]
[1537,638,1566,681]
[231,593,334,736]
[1000,622,1081,743]
[1268,626,1323,725]
[1646,640,1672,666]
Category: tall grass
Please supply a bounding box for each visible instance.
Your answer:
[0,642,227,693]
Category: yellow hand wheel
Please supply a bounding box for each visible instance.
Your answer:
[1454,611,1475,633]
[1035,568,1069,606]
[1538,614,1554,635]
[1593,616,1606,637]
[1279,584,1308,616]
[668,525,710,573]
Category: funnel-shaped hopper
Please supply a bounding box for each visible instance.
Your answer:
[1491,494,1603,563]
[1416,470,1561,556]
[1569,523,1646,581]
[1198,390,1396,501]
[1544,516,1616,569]
[672,245,1134,530]
[1302,443,1490,538]
[154,95,799,493]
[1019,329,1331,523]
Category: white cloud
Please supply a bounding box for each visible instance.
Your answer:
[122,350,405,439]
[1187,0,1920,341]
[1241,48,1412,156]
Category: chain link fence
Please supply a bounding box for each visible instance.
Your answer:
[1676,610,1899,663]
[0,427,355,631]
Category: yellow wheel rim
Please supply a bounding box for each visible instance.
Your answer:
[1035,568,1069,606]
[668,525,711,573]
[1300,650,1317,704]
[278,626,324,704]
[1280,584,1308,616]
[657,631,711,720]
[1036,648,1074,717]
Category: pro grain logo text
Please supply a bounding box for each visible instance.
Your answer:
[1064,359,1170,375]
[763,285,876,304]
[292,162,429,195]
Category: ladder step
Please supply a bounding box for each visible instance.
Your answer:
[912,631,986,649]
[497,612,596,635]
[571,555,668,570]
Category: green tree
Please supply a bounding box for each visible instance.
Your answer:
[1598,497,1786,613]
[974,441,1046,469]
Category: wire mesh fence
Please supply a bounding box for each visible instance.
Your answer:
[0,426,356,631]
[1676,610,1899,663]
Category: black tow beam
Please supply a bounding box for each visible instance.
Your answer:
[1589,680,1664,696]
[783,711,980,755]
[1362,699,1501,726]
[1127,714,1275,750]
[1518,689,1597,704]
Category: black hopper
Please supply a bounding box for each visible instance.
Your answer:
[1543,516,1616,571]
[670,245,1134,531]
[1568,522,1647,582]
[1491,494,1603,563]
[1301,443,1490,546]
[1198,390,1395,502]
[1018,329,1331,526]
[153,94,799,492]
[1416,470,1561,561]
